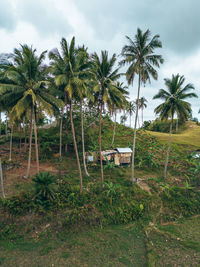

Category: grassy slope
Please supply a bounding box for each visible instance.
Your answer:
[146,121,200,150]
[1,120,200,266]
[0,217,199,267]
[0,224,147,267]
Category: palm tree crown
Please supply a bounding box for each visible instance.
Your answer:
[120,28,164,85]
[153,73,197,180]
[153,74,197,121]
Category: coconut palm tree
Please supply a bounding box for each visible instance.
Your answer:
[126,100,135,127]
[139,97,148,126]
[49,37,91,193]
[91,51,127,185]
[153,74,197,179]
[120,28,164,183]
[0,45,63,178]
[111,82,129,146]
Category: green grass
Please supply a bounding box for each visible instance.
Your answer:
[147,216,200,266]
[1,217,200,266]
[0,224,147,267]
[147,121,200,150]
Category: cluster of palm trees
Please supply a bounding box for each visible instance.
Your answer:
[122,97,148,128]
[0,28,198,194]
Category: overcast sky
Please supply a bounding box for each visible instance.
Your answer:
[0,0,199,122]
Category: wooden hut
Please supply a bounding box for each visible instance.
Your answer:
[114,148,132,165]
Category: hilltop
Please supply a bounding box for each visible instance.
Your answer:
[147,121,200,150]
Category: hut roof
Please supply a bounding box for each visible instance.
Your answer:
[115,147,132,153]
[101,150,117,156]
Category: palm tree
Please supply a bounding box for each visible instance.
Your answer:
[139,97,148,126]
[49,37,90,193]
[0,45,62,178]
[153,74,197,179]
[76,46,94,177]
[111,82,129,146]
[126,100,135,127]
[120,28,164,183]
[91,51,127,185]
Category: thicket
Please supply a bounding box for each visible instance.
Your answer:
[143,119,184,133]
[161,186,200,221]
[0,172,150,229]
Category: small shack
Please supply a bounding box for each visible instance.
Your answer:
[85,147,132,166]
[114,147,132,166]
[101,150,117,162]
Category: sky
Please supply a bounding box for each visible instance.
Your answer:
[0,0,199,122]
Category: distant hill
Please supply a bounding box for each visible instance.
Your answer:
[147,121,200,150]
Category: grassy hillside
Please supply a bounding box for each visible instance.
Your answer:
[147,121,200,150]
[0,119,200,266]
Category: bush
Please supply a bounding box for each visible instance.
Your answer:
[145,119,184,133]
[0,192,34,215]
[161,186,200,218]
[32,172,58,205]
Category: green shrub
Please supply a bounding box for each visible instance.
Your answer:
[1,192,34,215]
[32,172,58,206]
[161,186,200,218]
[145,119,184,133]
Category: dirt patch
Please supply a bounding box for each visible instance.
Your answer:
[137,179,151,193]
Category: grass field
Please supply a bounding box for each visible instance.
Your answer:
[0,120,200,266]
[147,121,200,150]
[0,217,199,267]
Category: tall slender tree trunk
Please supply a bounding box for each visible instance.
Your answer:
[0,112,1,136]
[9,124,13,162]
[142,108,144,126]
[24,119,27,151]
[70,101,83,194]
[25,107,33,178]
[5,115,8,139]
[111,111,117,147]
[137,113,140,128]
[0,158,5,198]
[80,101,89,177]
[130,112,131,127]
[33,106,39,174]
[19,124,22,157]
[164,118,173,179]
[99,102,104,185]
[58,108,64,177]
[131,72,141,183]
[176,118,178,133]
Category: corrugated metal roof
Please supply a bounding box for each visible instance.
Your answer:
[102,150,117,156]
[115,147,132,153]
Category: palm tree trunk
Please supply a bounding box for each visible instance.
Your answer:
[80,101,89,177]
[138,113,140,128]
[130,112,131,127]
[25,107,33,178]
[0,158,5,198]
[131,72,141,183]
[99,102,104,185]
[70,101,83,194]
[0,112,1,136]
[111,111,117,147]
[142,107,144,126]
[5,115,8,139]
[164,118,173,179]
[33,106,39,174]
[9,124,13,162]
[176,118,178,133]
[19,125,22,157]
[58,108,64,177]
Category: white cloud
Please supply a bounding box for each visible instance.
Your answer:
[0,0,199,122]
